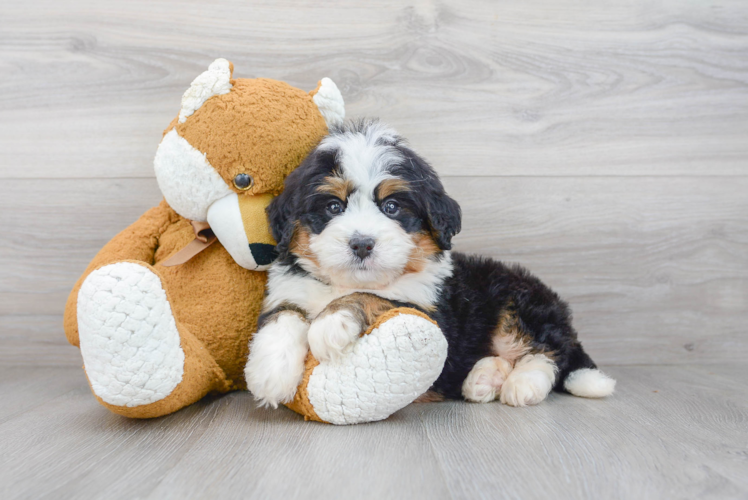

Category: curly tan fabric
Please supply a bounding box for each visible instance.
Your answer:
[64,65,328,419]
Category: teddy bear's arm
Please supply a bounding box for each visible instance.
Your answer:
[63,200,177,346]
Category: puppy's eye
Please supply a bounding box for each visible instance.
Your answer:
[382,200,400,216]
[327,200,344,216]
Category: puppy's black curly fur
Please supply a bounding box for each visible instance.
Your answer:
[429,252,597,399]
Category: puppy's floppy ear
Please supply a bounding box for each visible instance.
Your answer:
[268,147,338,261]
[396,146,462,250]
[266,169,303,260]
[426,189,462,250]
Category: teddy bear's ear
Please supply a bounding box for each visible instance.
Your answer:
[310,78,345,128]
[178,58,234,124]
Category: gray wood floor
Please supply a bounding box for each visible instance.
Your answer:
[0,363,746,500]
[1,0,747,498]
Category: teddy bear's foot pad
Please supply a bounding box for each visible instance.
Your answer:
[77,262,185,407]
[306,313,447,425]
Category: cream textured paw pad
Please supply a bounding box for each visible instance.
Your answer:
[307,313,447,425]
[77,262,185,407]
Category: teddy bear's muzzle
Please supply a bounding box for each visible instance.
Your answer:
[207,192,278,271]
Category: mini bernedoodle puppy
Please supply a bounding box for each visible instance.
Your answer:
[245,120,616,408]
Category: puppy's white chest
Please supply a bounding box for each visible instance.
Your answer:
[265,256,454,317]
[264,267,344,317]
[295,287,344,317]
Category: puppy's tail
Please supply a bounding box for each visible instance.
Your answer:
[558,345,616,398]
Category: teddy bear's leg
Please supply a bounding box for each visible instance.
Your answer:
[77,261,230,418]
[285,308,448,425]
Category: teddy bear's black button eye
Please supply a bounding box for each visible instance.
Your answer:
[233,173,253,191]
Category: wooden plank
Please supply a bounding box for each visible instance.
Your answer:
[146,395,449,500]
[0,179,163,316]
[2,176,746,365]
[446,176,748,366]
[0,316,81,367]
[0,366,83,424]
[0,385,224,500]
[0,382,449,500]
[417,364,748,500]
[0,364,746,499]
[2,0,748,178]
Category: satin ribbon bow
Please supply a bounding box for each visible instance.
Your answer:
[160,221,217,267]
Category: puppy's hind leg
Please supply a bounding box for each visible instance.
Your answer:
[462,356,514,403]
[487,304,556,406]
[499,354,557,407]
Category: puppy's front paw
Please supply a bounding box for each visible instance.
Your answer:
[308,310,362,362]
[245,313,309,408]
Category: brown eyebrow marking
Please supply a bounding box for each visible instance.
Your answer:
[316,176,355,200]
[377,178,411,199]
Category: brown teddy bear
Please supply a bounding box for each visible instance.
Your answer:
[63,59,448,424]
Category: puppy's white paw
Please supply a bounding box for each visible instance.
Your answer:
[499,354,557,407]
[245,312,309,408]
[308,310,362,362]
[462,356,513,403]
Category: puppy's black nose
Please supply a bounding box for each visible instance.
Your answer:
[349,237,375,260]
